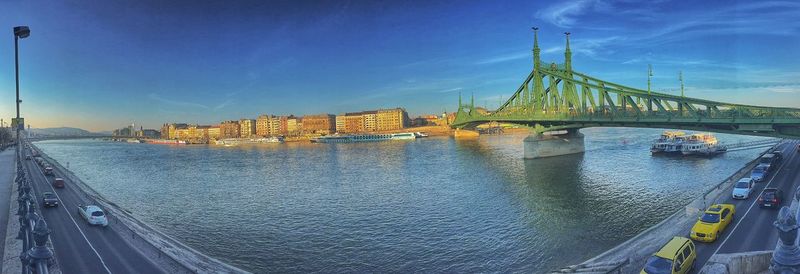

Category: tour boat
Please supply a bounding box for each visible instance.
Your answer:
[311,132,417,143]
[147,139,188,145]
[650,131,685,154]
[680,133,727,156]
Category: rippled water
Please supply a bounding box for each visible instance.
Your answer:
[35,128,772,273]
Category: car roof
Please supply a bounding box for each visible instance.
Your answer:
[763,154,775,158]
[738,178,752,182]
[655,237,690,258]
[764,188,780,193]
[85,205,104,212]
[43,191,54,195]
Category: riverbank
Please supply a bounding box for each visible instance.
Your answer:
[32,144,248,273]
[554,144,777,273]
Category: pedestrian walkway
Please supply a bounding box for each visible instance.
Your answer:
[0,148,16,270]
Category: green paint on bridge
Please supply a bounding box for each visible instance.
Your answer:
[451,29,800,139]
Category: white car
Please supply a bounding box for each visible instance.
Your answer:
[732,178,754,199]
[77,205,109,227]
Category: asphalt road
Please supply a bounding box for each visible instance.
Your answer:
[22,146,166,274]
[693,140,800,269]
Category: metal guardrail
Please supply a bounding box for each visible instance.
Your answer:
[14,146,54,274]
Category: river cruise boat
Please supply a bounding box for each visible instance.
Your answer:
[215,137,284,146]
[651,131,726,156]
[680,133,727,156]
[311,132,416,143]
[147,139,187,145]
[650,131,686,154]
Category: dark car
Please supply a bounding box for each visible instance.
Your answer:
[42,192,58,207]
[759,188,784,208]
[53,178,65,188]
[771,150,783,163]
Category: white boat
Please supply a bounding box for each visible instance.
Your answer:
[311,132,417,143]
[414,132,429,138]
[126,138,143,143]
[215,137,284,146]
[680,133,727,156]
[650,131,685,154]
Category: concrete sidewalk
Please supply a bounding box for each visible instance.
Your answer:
[0,148,16,270]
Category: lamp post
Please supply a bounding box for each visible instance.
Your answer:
[13,26,30,156]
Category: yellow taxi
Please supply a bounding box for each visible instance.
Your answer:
[690,204,735,242]
[641,236,696,274]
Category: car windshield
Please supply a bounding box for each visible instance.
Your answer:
[701,213,720,223]
[736,181,750,188]
[753,167,765,173]
[760,157,773,164]
[91,211,105,217]
[643,256,673,274]
[763,192,776,199]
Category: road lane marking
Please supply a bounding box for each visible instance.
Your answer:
[28,157,113,274]
[707,141,795,263]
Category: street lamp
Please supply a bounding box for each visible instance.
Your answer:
[14,26,30,154]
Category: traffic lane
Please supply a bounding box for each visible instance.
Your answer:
[25,157,109,274]
[47,157,166,274]
[693,141,797,267]
[718,140,800,253]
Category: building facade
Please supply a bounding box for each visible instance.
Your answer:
[301,114,335,134]
[376,108,409,131]
[256,115,270,137]
[240,119,256,138]
[220,120,240,138]
[344,114,364,133]
[335,115,346,133]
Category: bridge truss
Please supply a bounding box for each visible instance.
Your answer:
[452,29,800,139]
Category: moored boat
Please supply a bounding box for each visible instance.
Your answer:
[311,132,417,143]
[147,139,188,145]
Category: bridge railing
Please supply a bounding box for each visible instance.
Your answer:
[14,145,54,274]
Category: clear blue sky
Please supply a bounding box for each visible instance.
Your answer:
[1,0,798,131]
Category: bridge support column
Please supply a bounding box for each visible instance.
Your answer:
[523,129,585,159]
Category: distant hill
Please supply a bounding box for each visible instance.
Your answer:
[29,127,106,137]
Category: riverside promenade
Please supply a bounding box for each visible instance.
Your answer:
[0,148,14,270]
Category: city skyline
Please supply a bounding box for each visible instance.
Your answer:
[1,0,799,131]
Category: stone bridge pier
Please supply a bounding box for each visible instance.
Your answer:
[523,129,585,159]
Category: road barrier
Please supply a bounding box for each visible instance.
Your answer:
[14,147,54,274]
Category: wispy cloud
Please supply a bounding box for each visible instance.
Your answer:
[214,99,235,110]
[536,0,597,28]
[147,93,209,109]
[475,52,530,65]
[438,87,463,93]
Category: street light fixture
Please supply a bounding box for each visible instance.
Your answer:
[13,26,30,154]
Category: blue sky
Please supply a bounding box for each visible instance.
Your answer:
[0,0,798,131]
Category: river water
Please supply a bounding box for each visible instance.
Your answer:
[35,128,772,273]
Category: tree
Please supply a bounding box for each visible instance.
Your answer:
[0,127,11,149]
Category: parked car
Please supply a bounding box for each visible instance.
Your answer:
[750,164,770,182]
[758,188,784,208]
[641,236,696,274]
[25,155,31,160]
[42,192,58,207]
[52,178,65,188]
[44,167,54,176]
[690,204,735,242]
[732,178,754,199]
[77,205,109,227]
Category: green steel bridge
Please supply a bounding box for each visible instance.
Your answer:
[451,29,800,140]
